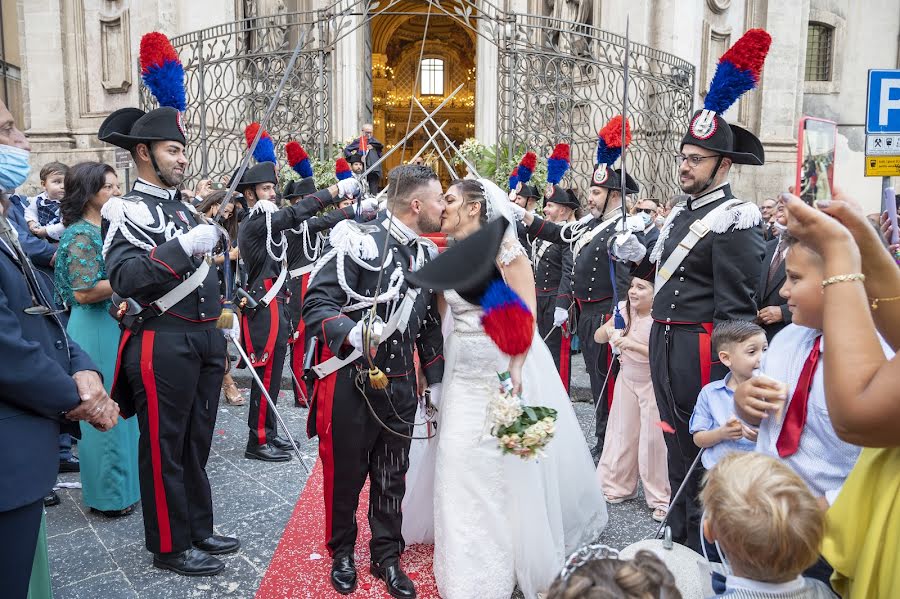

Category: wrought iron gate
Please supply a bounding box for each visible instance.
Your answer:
[142,0,694,199]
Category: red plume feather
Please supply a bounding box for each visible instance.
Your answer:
[139,32,180,74]
[285,141,308,167]
[598,115,631,150]
[519,152,537,172]
[720,29,772,80]
[549,143,570,162]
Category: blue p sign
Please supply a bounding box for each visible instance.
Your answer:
[867,70,900,134]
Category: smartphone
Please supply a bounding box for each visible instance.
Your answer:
[795,116,837,206]
[211,181,225,190]
[883,187,899,246]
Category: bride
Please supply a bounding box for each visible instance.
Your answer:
[402,178,607,599]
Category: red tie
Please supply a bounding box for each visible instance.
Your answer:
[776,336,822,457]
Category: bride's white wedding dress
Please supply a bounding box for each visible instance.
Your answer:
[403,242,608,599]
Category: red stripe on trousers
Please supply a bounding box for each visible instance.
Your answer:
[315,345,338,554]
[139,331,173,553]
[110,329,132,397]
[559,322,571,394]
[256,280,281,444]
[699,322,714,387]
[289,272,310,386]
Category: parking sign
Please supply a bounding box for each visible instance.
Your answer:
[867,70,900,134]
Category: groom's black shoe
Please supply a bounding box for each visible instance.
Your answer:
[371,560,416,599]
[330,555,357,594]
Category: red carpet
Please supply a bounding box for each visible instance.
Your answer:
[256,460,440,598]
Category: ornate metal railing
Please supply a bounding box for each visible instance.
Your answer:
[141,0,694,198]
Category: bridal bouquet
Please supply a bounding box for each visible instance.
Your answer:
[487,372,558,460]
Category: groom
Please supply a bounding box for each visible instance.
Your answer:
[302,164,445,597]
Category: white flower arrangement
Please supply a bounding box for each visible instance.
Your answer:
[487,372,558,460]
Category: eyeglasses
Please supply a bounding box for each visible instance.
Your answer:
[636,208,656,214]
[675,153,719,168]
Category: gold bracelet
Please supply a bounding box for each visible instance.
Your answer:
[821,273,866,288]
[870,294,900,310]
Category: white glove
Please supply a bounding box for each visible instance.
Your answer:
[347,320,366,354]
[624,214,646,232]
[177,224,220,256]
[427,382,442,407]
[337,177,361,199]
[553,307,568,327]
[508,202,527,221]
[360,197,380,212]
[221,312,240,341]
[612,232,647,263]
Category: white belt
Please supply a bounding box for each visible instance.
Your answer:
[654,199,741,295]
[151,259,210,314]
[289,263,316,279]
[260,262,288,306]
[312,288,420,379]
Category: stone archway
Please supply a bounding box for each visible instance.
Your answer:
[369,4,477,186]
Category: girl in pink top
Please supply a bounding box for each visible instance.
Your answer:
[594,276,670,522]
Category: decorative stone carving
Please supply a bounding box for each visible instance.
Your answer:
[543,0,593,55]
[100,12,131,93]
[706,0,731,14]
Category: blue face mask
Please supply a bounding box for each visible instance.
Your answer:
[0,144,31,192]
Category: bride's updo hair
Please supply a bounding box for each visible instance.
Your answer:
[448,178,488,224]
[546,551,682,599]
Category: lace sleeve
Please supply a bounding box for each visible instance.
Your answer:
[55,224,108,311]
[497,236,528,267]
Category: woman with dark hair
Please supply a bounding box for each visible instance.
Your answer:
[196,190,245,405]
[55,161,140,517]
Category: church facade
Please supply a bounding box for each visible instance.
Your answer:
[3,0,898,208]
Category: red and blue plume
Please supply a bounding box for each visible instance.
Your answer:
[139,32,186,111]
[480,279,535,356]
[595,115,631,165]
[508,166,519,191]
[244,122,277,165]
[286,141,313,178]
[546,143,570,185]
[335,158,352,181]
[704,29,771,114]
[516,152,537,185]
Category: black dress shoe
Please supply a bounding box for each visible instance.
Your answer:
[59,456,80,473]
[371,561,416,599]
[90,504,135,518]
[193,535,241,555]
[270,436,294,451]
[153,548,224,576]
[330,555,357,595]
[43,490,60,507]
[244,443,291,462]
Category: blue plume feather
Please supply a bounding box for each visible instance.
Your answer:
[704,61,757,114]
[253,135,277,165]
[546,158,568,185]
[142,61,186,112]
[595,139,622,167]
[295,159,313,178]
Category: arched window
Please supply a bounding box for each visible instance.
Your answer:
[805,22,834,82]
[420,58,444,96]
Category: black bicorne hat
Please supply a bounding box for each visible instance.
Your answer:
[283,177,318,199]
[516,184,539,200]
[98,107,187,150]
[230,162,278,190]
[347,150,364,165]
[543,184,580,210]
[591,166,640,195]
[404,217,507,305]
[681,109,765,166]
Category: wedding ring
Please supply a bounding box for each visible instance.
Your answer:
[92,405,103,414]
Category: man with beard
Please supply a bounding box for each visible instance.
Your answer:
[98,103,240,575]
[647,29,770,552]
[303,164,445,597]
[233,161,357,462]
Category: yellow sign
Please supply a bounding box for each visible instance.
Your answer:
[865,155,900,176]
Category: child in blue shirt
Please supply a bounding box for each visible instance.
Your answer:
[690,321,766,470]
[24,161,67,241]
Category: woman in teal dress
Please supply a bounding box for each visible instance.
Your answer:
[55,162,140,517]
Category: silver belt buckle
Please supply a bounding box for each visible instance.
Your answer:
[689,220,710,238]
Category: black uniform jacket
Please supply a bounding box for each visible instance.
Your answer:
[651,184,764,325]
[302,217,444,385]
[531,235,574,311]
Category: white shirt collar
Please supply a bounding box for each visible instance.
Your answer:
[383,210,419,244]
[725,575,806,593]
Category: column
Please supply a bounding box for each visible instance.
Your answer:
[475,1,500,145]
[332,11,365,143]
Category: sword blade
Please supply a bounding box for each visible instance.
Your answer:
[229,338,311,476]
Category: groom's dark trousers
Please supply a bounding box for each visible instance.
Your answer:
[313,358,417,564]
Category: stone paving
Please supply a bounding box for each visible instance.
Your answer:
[47,356,658,598]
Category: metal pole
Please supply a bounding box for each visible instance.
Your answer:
[420,122,459,180]
[619,17,630,222]
[196,30,210,179]
[288,365,309,406]
[412,98,481,177]
[229,338,311,476]
[654,448,705,539]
